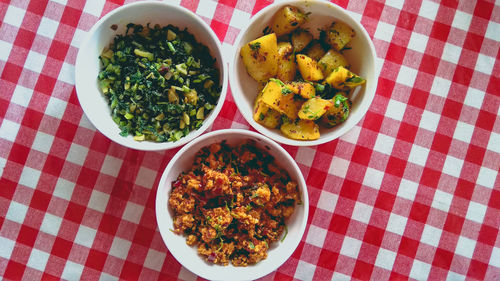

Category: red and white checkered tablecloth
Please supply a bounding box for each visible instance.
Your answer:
[1,0,499,280]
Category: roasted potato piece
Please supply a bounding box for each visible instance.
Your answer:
[260,79,300,120]
[286,81,316,99]
[240,33,278,82]
[305,42,326,61]
[291,29,313,52]
[321,94,351,127]
[318,49,348,76]
[280,119,320,140]
[324,21,355,51]
[324,66,365,90]
[276,42,296,82]
[254,101,281,128]
[296,54,324,81]
[270,6,307,36]
[298,97,333,120]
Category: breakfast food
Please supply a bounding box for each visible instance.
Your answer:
[240,5,365,140]
[98,23,221,142]
[168,141,301,266]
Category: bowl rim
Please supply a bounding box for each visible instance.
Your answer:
[229,0,378,147]
[75,1,228,151]
[155,128,309,280]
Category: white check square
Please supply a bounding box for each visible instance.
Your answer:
[451,10,472,31]
[475,54,495,75]
[40,213,63,236]
[442,155,464,178]
[407,32,428,53]
[453,121,474,144]
[11,84,34,108]
[441,43,461,64]
[485,21,500,42]
[144,249,166,271]
[373,133,395,155]
[61,261,84,280]
[409,259,431,280]
[0,40,13,62]
[83,0,105,17]
[408,144,430,166]
[352,201,373,224]
[0,119,20,142]
[99,273,119,281]
[19,166,42,189]
[477,166,497,189]
[465,201,487,224]
[490,247,500,268]
[37,16,59,39]
[0,236,16,260]
[419,110,440,132]
[306,225,328,248]
[32,131,54,154]
[396,65,418,88]
[374,21,395,42]
[317,190,338,212]
[419,0,439,21]
[340,236,362,259]
[135,166,157,189]
[447,271,466,281]
[58,62,75,85]
[397,179,419,201]
[100,155,123,177]
[294,260,316,281]
[53,178,75,201]
[340,125,361,144]
[487,132,500,154]
[295,147,316,167]
[431,189,454,212]
[109,237,132,259]
[66,143,88,166]
[328,156,350,178]
[375,248,397,271]
[229,9,252,30]
[45,97,67,119]
[385,99,406,121]
[71,28,87,48]
[74,225,97,248]
[3,5,26,28]
[455,235,476,258]
[27,248,50,272]
[385,0,404,10]
[24,50,46,73]
[464,87,484,110]
[122,201,144,224]
[87,190,110,213]
[386,212,407,235]
[6,201,28,224]
[196,0,217,19]
[430,77,451,98]
[363,167,384,190]
[420,224,442,247]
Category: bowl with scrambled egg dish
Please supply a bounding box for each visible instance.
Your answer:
[156,129,309,280]
[230,0,378,146]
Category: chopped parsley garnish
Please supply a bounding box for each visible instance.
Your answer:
[249,42,261,51]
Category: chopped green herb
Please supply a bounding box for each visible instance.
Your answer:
[249,42,261,51]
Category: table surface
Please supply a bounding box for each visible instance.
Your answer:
[1,0,499,280]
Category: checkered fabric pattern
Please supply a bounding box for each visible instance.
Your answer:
[0,0,499,280]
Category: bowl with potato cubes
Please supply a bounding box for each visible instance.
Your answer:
[230,0,378,146]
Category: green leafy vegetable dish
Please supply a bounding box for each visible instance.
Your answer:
[98,23,221,142]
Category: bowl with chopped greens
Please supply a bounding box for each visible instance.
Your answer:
[75,1,228,150]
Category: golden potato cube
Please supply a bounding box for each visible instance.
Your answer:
[298,97,333,120]
[321,94,352,127]
[324,66,365,90]
[318,49,348,76]
[306,42,326,61]
[240,33,278,82]
[291,29,313,52]
[276,42,296,82]
[286,82,316,99]
[260,79,300,120]
[296,54,324,81]
[270,6,307,36]
[280,119,320,140]
[324,21,355,51]
[253,101,281,128]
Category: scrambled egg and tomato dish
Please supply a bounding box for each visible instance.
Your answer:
[169,141,300,266]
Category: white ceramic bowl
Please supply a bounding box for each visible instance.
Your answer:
[75,1,228,151]
[156,129,309,281]
[230,0,378,146]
